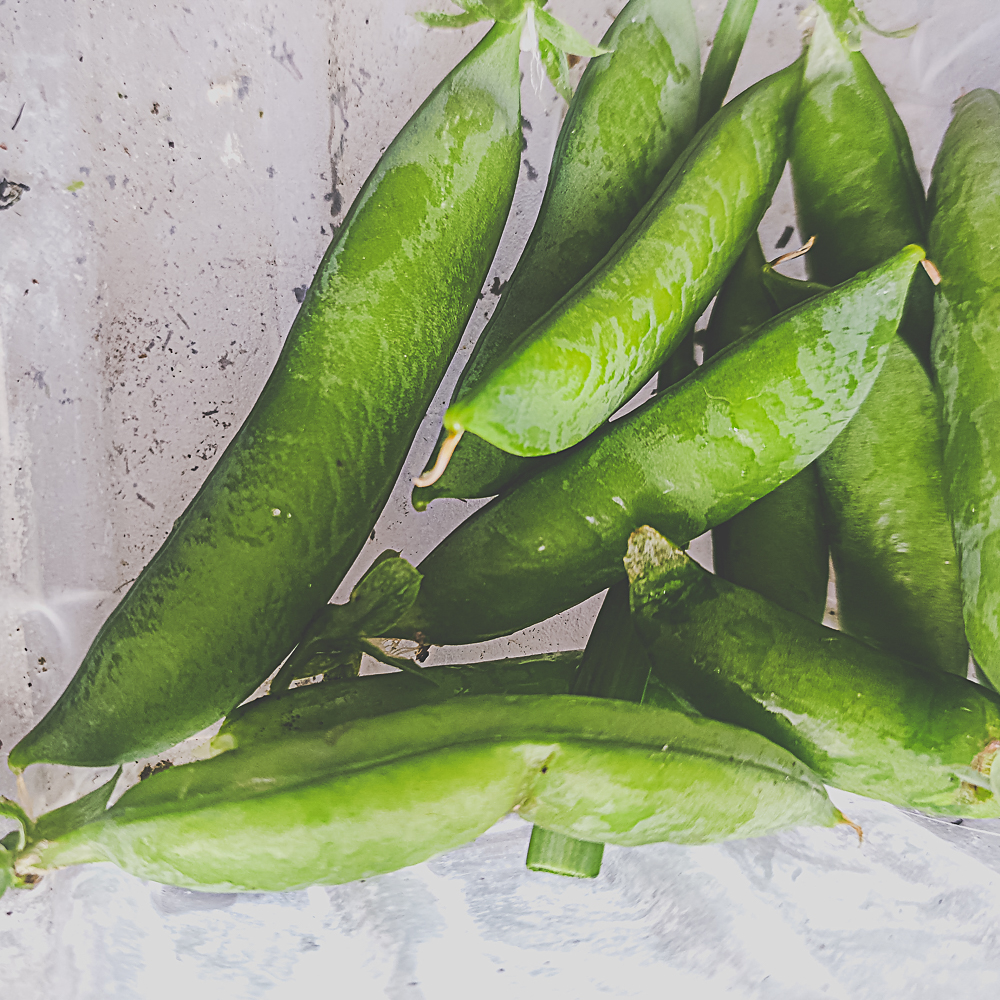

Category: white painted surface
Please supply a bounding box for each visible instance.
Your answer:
[2,0,1000,992]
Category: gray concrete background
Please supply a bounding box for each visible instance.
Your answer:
[4,1,1000,992]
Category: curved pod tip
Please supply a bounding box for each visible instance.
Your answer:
[838,813,863,844]
[414,428,465,488]
[768,234,816,268]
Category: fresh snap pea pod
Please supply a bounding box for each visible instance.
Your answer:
[627,526,1000,818]
[412,0,701,507]
[214,650,583,751]
[9,21,525,770]
[928,90,1000,688]
[11,696,847,895]
[789,8,966,674]
[437,58,803,462]
[705,236,828,621]
[385,245,925,647]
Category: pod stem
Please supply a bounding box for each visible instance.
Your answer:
[769,234,816,269]
[839,813,864,844]
[16,774,34,824]
[0,795,33,850]
[525,827,604,877]
[413,428,464,488]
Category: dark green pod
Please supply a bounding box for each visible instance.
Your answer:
[928,89,1000,688]
[214,650,583,751]
[412,0,701,508]
[704,236,828,621]
[390,246,925,646]
[443,59,804,458]
[16,696,843,894]
[628,526,1000,818]
[789,8,966,673]
[10,23,523,769]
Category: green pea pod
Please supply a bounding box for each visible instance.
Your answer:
[13,696,846,895]
[10,22,524,770]
[439,58,803,461]
[704,237,829,621]
[214,650,584,751]
[789,8,966,673]
[928,90,1000,688]
[412,0,701,508]
[627,525,1000,818]
[387,245,925,646]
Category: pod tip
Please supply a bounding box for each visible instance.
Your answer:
[769,234,816,269]
[16,774,34,824]
[414,428,464,488]
[838,812,863,844]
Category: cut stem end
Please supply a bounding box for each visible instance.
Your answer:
[839,813,863,844]
[525,826,604,877]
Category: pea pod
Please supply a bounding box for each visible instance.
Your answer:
[412,0,701,507]
[214,650,584,751]
[628,526,1000,818]
[11,696,846,895]
[789,8,966,673]
[705,236,828,621]
[928,90,1000,688]
[436,58,804,462]
[10,21,525,770]
[385,245,926,646]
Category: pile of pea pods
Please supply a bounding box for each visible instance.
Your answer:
[5,0,1000,896]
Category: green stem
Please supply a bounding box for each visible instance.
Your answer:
[525,826,604,877]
